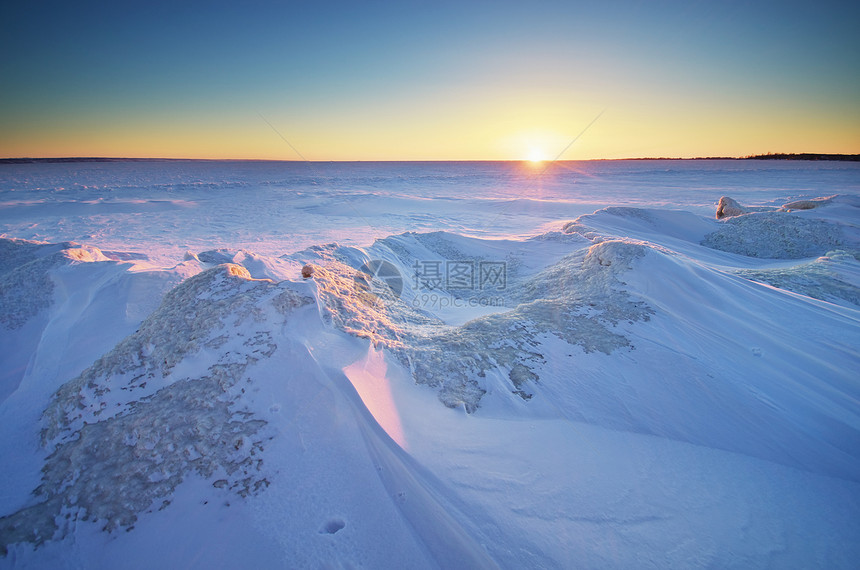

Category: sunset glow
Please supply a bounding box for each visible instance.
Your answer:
[1,1,857,160]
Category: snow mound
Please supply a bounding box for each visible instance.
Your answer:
[0,264,313,555]
[0,239,186,405]
[0,239,108,330]
[562,206,716,245]
[196,248,293,281]
[558,243,860,479]
[702,211,850,259]
[405,239,653,409]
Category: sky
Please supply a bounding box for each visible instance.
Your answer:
[1,0,859,161]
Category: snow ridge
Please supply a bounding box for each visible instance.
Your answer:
[300,235,653,412]
[736,250,860,307]
[400,239,653,410]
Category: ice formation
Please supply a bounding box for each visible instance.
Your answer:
[295,233,653,412]
[715,196,747,219]
[702,211,848,258]
[0,265,313,554]
[780,195,836,211]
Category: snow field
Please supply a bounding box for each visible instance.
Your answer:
[1,160,858,568]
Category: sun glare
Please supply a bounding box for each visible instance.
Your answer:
[527,148,546,163]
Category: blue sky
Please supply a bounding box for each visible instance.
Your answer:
[2,0,858,159]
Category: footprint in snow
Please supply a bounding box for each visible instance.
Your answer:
[319,519,346,534]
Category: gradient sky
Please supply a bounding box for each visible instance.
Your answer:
[2,0,858,160]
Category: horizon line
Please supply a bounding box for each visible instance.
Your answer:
[2,153,859,164]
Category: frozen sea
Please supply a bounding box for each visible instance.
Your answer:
[0,159,859,568]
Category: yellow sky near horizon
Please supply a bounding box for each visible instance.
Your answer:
[5,100,855,162]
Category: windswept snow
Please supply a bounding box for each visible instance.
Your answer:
[1,160,858,568]
[0,239,181,406]
[0,239,104,330]
[736,250,860,306]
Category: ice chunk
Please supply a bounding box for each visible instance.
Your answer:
[716,196,747,219]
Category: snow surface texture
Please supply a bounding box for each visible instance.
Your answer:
[1,161,859,568]
[1,265,312,554]
[703,211,848,258]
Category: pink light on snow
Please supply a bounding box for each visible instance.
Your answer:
[343,346,408,450]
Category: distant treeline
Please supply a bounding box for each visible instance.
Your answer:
[742,153,860,162]
[624,153,860,161]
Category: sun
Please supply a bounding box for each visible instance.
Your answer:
[527,148,546,163]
